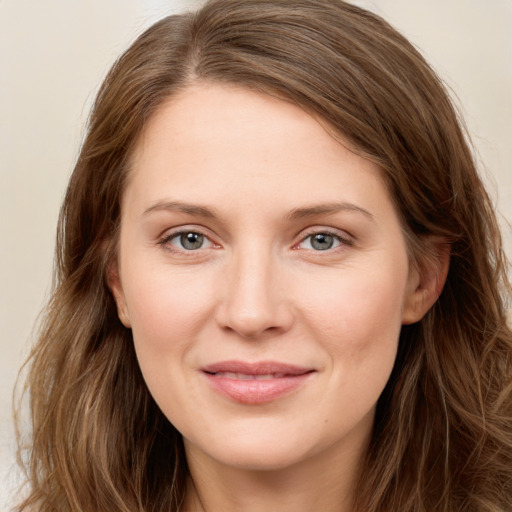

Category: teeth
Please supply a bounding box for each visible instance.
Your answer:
[215,372,286,380]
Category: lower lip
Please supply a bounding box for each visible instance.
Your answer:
[203,372,313,404]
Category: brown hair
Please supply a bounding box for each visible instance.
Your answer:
[16,1,512,510]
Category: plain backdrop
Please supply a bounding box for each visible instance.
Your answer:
[1,0,511,508]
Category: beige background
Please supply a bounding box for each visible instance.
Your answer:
[1,0,511,507]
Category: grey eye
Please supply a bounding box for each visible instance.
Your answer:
[179,232,205,250]
[309,233,335,250]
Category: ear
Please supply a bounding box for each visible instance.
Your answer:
[107,259,132,328]
[402,238,450,325]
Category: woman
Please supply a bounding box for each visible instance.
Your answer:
[16,0,512,511]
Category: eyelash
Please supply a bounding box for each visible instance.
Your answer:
[294,229,354,252]
[158,229,218,253]
[158,227,354,255]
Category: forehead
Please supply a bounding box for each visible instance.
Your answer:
[133,83,341,168]
[124,82,395,221]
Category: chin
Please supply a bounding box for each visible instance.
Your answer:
[183,423,338,473]
[204,445,310,472]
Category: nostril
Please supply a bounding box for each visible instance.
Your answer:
[222,321,278,339]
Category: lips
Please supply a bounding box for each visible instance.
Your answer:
[201,361,314,404]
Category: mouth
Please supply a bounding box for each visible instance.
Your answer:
[210,372,294,380]
[201,361,315,404]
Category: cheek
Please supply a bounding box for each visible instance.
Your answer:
[311,267,406,424]
[123,266,217,355]
[122,268,218,423]
[297,259,408,365]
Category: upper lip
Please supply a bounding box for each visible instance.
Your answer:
[201,360,314,376]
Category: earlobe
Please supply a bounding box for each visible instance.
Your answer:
[107,260,132,328]
[402,239,450,325]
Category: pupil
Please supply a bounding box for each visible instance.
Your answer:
[181,232,203,250]
[312,233,334,250]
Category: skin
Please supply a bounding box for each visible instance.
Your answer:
[110,83,444,512]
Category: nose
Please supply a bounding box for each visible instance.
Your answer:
[215,246,294,339]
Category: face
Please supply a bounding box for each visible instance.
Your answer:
[111,83,426,473]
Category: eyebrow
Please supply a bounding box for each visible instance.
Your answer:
[143,199,374,222]
[143,200,216,218]
[286,202,375,221]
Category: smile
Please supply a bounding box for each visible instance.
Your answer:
[212,372,290,380]
[201,361,315,404]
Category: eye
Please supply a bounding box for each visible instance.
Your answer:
[297,231,351,251]
[162,230,215,251]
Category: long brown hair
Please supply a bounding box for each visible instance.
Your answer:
[16,1,512,510]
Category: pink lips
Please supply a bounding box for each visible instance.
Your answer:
[201,360,314,404]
